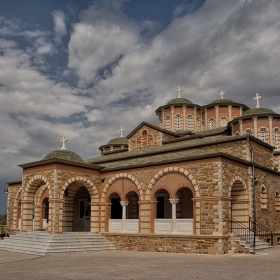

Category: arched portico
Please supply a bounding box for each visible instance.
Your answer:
[21,175,50,232]
[150,169,196,235]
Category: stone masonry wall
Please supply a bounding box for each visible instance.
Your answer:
[102,233,229,255]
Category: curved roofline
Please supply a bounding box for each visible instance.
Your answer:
[229,112,280,124]
[155,103,202,114]
[202,102,250,110]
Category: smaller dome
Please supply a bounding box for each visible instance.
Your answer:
[242,108,276,117]
[167,98,193,105]
[43,150,83,162]
[107,137,128,145]
[209,99,236,105]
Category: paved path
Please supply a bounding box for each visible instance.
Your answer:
[0,248,280,280]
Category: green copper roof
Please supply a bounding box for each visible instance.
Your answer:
[43,150,83,162]
[242,108,276,117]
[107,137,128,145]
[209,99,236,105]
[167,98,193,105]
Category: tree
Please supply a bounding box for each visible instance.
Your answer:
[0,214,7,225]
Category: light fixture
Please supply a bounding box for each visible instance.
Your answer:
[101,177,105,183]
[4,188,8,194]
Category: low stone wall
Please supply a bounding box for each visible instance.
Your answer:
[102,233,230,255]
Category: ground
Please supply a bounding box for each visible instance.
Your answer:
[1,248,280,280]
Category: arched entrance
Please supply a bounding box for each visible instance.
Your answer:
[230,180,249,225]
[62,184,91,232]
[42,198,49,230]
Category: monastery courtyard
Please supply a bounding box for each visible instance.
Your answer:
[1,248,280,280]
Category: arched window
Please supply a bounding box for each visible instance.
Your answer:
[220,117,227,127]
[196,117,200,131]
[260,128,267,143]
[202,121,205,131]
[275,191,280,211]
[136,129,153,148]
[176,115,181,131]
[209,118,215,129]
[274,128,279,150]
[245,128,253,136]
[166,116,171,130]
[261,186,267,209]
[187,115,192,131]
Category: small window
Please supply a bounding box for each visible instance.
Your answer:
[209,118,215,129]
[166,116,171,130]
[221,117,227,127]
[276,191,280,211]
[187,115,192,131]
[177,115,181,131]
[260,128,267,143]
[261,186,267,209]
[274,129,279,150]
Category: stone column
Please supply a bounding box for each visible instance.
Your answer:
[269,116,273,146]
[49,198,64,235]
[138,201,157,234]
[21,200,34,233]
[253,117,258,138]
[183,106,186,130]
[161,108,164,128]
[204,108,208,130]
[238,119,243,135]
[194,106,197,132]
[215,106,219,128]
[90,202,101,233]
[228,105,232,120]
[33,205,42,230]
[120,201,129,232]
[169,199,179,233]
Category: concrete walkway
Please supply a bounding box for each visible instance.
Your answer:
[0,247,280,280]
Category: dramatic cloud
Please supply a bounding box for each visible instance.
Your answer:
[1,0,280,213]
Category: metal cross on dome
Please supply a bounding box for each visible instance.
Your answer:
[177,86,182,98]
[61,135,68,150]
[119,126,124,137]
[219,90,225,99]
[254,93,262,108]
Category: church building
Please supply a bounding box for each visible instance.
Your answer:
[5,89,280,254]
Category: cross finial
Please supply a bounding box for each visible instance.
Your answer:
[61,135,68,150]
[219,90,225,99]
[254,93,262,108]
[177,86,182,98]
[119,126,124,137]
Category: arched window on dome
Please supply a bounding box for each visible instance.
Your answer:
[176,115,182,131]
[209,118,215,129]
[202,121,205,131]
[166,116,171,130]
[274,128,279,151]
[187,115,192,131]
[260,128,267,143]
[220,117,227,127]
[275,191,280,211]
[196,117,200,131]
[245,128,253,136]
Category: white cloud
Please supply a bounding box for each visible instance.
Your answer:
[52,10,67,44]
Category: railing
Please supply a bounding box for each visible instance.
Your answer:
[230,217,254,246]
[249,217,273,246]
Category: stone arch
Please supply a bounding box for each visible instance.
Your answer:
[12,188,22,229]
[34,184,49,205]
[146,167,199,200]
[60,176,98,200]
[229,176,249,224]
[24,175,51,201]
[61,176,98,233]
[102,173,143,201]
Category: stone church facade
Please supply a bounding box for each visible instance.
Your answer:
[6,91,280,254]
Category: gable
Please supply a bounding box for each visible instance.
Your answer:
[128,124,175,151]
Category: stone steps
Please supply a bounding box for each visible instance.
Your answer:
[234,234,273,253]
[0,231,116,255]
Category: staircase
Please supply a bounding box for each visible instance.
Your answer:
[230,218,273,253]
[0,231,116,255]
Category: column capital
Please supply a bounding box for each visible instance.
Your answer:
[169,199,179,204]
[120,201,129,207]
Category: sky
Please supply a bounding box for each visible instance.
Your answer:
[1,0,280,214]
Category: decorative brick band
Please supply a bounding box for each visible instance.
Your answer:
[102,173,143,201]
[145,166,199,200]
